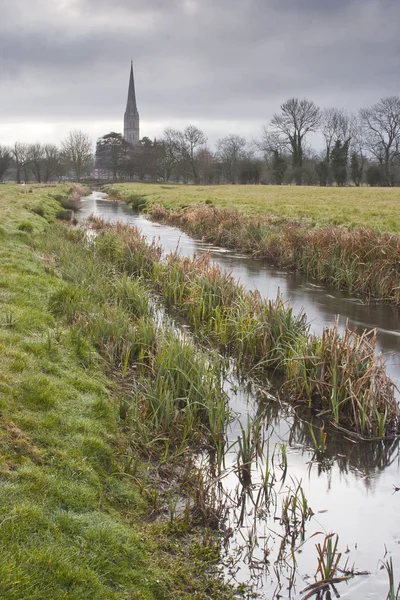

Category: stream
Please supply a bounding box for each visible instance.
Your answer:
[78,191,400,599]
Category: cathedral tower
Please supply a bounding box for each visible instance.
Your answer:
[124,61,139,145]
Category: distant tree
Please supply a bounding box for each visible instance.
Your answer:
[216,134,248,183]
[61,130,93,181]
[350,153,363,187]
[196,147,218,184]
[301,151,320,186]
[349,118,367,186]
[316,158,329,186]
[320,108,352,184]
[321,109,351,160]
[360,96,400,186]
[27,143,44,183]
[331,139,350,186]
[95,132,131,180]
[271,150,287,185]
[42,144,63,182]
[0,146,11,180]
[156,129,181,182]
[131,137,156,180]
[12,142,28,183]
[176,125,207,183]
[268,98,321,185]
[239,157,262,184]
[366,164,384,187]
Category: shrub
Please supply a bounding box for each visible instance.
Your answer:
[53,194,65,202]
[18,220,34,232]
[56,209,73,221]
[59,195,80,211]
[31,205,45,217]
[126,193,147,210]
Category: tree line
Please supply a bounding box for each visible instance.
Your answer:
[2,95,400,186]
[0,131,93,183]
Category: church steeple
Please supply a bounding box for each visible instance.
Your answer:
[124,61,140,145]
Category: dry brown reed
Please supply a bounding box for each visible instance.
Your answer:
[149,204,400,304]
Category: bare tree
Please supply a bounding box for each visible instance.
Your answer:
[216,135,248,183]
[196,147,218,184]
[27,143,44,183]
[268,98,321,185]
[349,115,367,186]
[43,144,62,182]
[359,96,400,186]
[177,125,207,183]
[61,130,93,181]
[156,128,181,181]
[258,129,289,184]
[321,108,351,163]
[0,146,11,181]
[259,128,287,156]
[12,142,28,183]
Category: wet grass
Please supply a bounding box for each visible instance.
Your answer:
[87,218,400,439]
[0,186,237,600]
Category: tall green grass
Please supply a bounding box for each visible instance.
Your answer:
[42,225,230,453]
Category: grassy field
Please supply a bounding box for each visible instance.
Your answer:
[105,183,400,233]
[0,184,235,600]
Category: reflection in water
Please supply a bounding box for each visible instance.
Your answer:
[254,388,400,482]
[219,376,400,599]
[78,193,400,600]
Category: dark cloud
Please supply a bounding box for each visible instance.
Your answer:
[0,0,399,144]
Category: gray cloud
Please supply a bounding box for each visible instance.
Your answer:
[0,0,399,144]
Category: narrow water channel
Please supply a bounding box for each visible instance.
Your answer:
[78,192,400,599]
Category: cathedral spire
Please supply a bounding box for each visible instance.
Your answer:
[126,61,138,115]
[124,61,140,145]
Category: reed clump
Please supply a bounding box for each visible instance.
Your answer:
[87,218,399,438]
[149,204,400,304]
[55,183,90,212]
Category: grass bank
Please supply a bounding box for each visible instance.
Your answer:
[87,217,400,440]
[0,184,236,600]
[104,184,400,303]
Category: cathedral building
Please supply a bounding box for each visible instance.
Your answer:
[124,61,140,145]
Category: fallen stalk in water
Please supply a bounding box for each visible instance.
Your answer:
[300,576,352,600]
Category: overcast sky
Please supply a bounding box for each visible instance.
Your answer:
[0,0,399,149]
